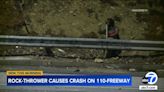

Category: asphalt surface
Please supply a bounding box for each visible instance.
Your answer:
[0,56,164,76]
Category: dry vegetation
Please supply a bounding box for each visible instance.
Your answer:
[0,0,163,56]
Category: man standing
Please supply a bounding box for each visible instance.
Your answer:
[105,18,121,58]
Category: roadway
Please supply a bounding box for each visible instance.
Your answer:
[0,56,164,92]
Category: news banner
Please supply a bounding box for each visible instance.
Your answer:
[6,70,132,86]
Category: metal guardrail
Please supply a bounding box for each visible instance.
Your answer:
[0,35,164,51]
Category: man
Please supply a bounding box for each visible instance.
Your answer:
[105,18,121,58]
[106,18,120,39]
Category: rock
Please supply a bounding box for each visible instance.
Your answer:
[112,57,119,60]
[129,68,136,72]
[98,22,102,26]
[130,36,135,39]
[30,12,36,16]
[39,47,44,50]
[57,48,66,53]
[94,58,104,63]
[76,57,80,62]
[70,54,77,58]
[118,58,122,61]
[105,65,113,69]
[66,67,69,70]
[69,10,74,14]
[47,61,51,66]
[110,6,115,9]
[71,22,78,26]
[15,46,19,49]
[145,62,149,64]
[128,59,133,63]
[34,3,38,6]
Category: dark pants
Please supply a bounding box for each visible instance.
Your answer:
[45,47,54,56]
[106,34,121,58]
